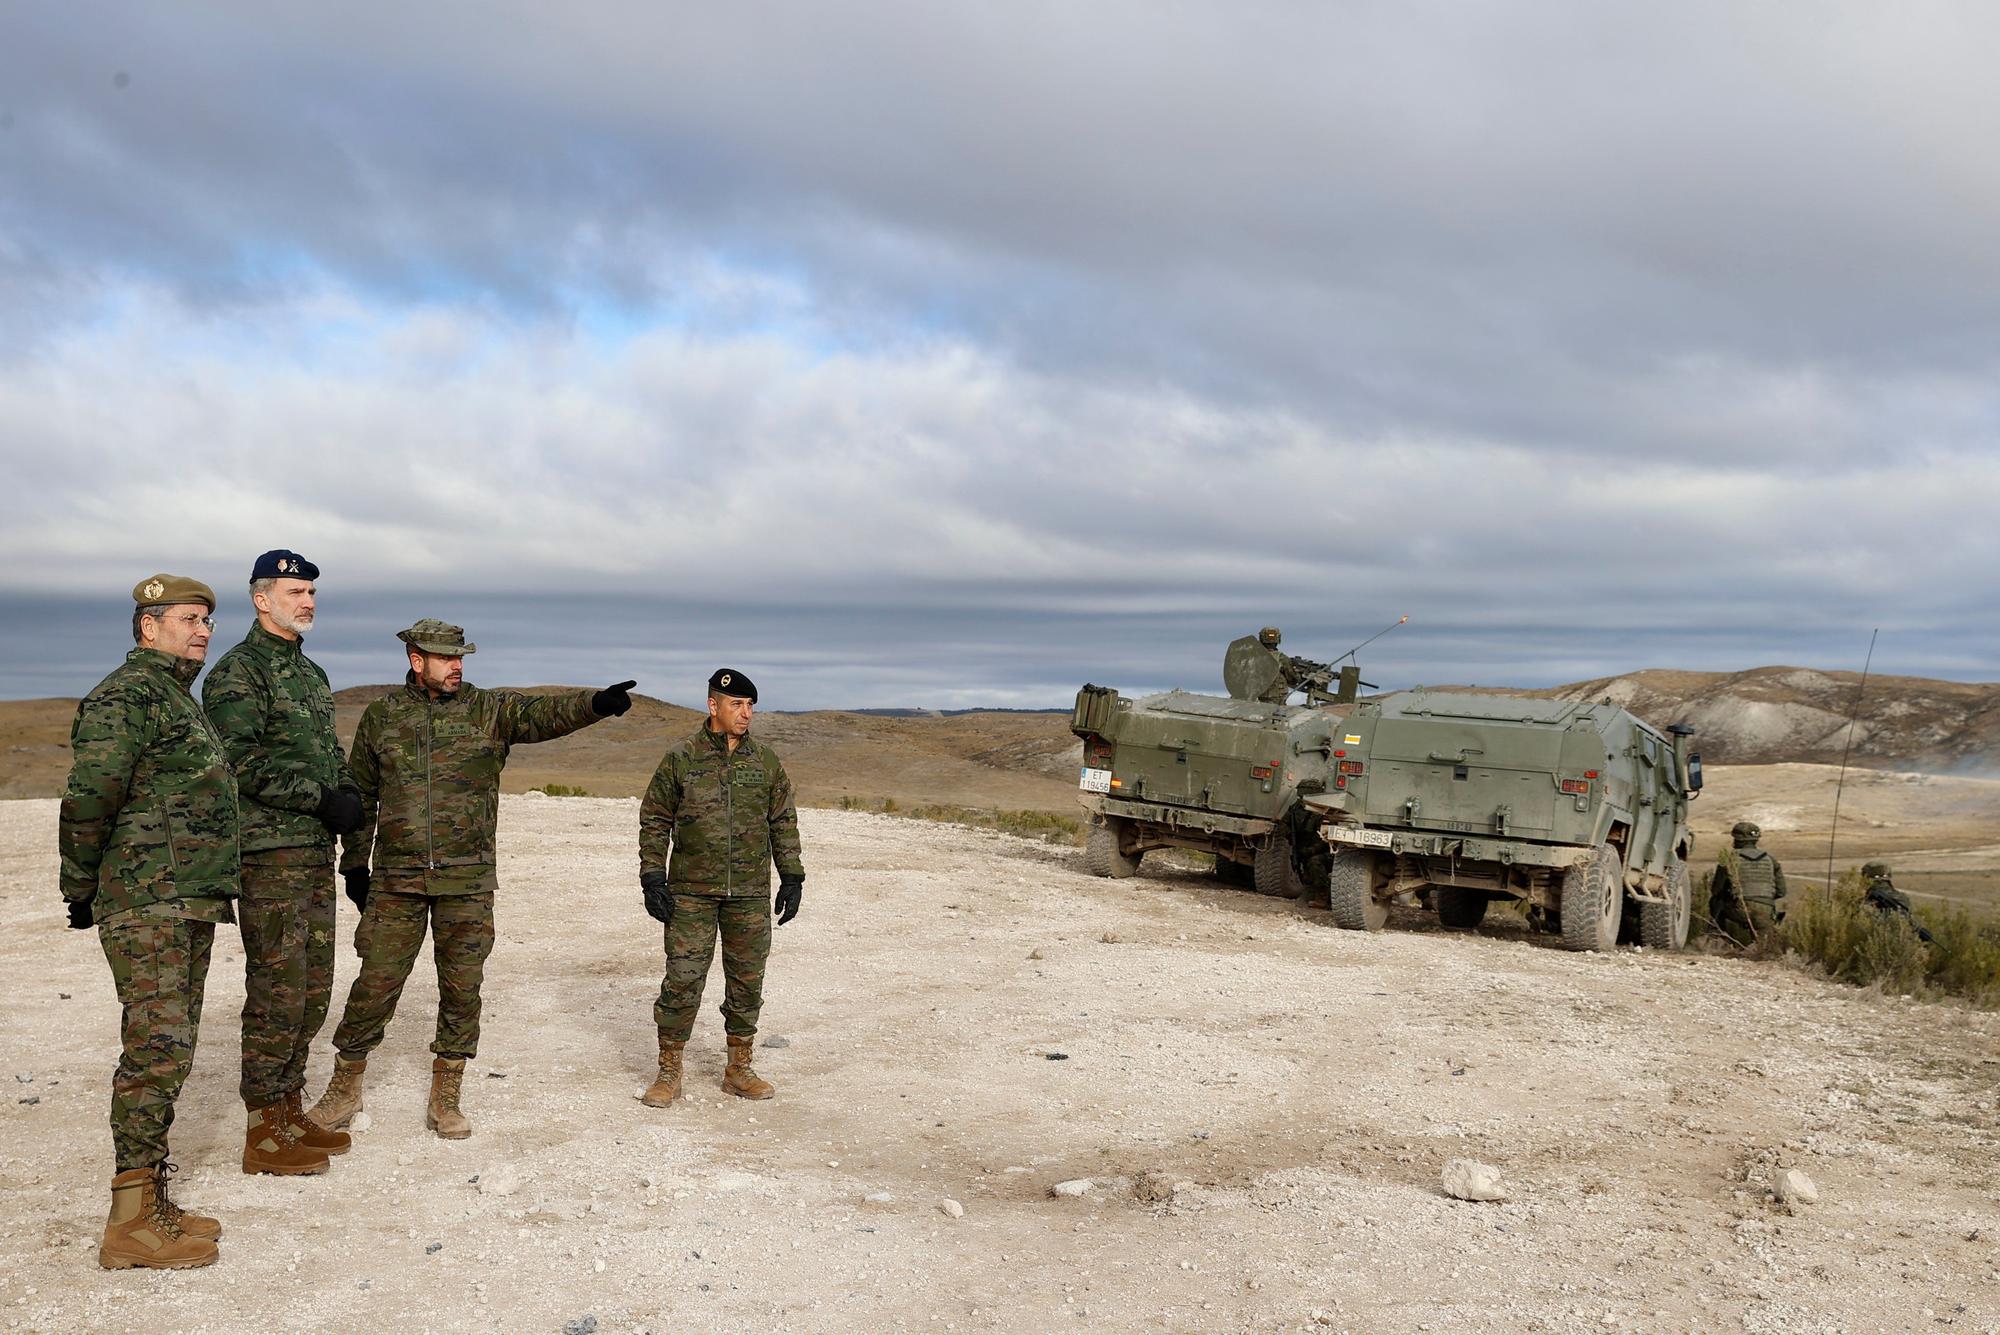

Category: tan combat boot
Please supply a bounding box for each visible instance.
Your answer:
[640,1037,685,1108]
[154,1162,221,1242]
[307,1054,366,1132]
[243,1102,330,1175]
[426,1057,472,1139]
[721,1034,775,1100]
[99,1167,218,1269]
[283,1089,351,1155]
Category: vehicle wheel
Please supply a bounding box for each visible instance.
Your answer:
[1639,857,1692,950]
[1433,886,1488,930]
[1084,823,1141,878]
[1252,837,1307,898]
[1329,849,1388,931]
[1559,842,1624,952]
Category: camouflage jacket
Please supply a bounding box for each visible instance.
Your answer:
[640,727,804,897]
[338,676,603,894]
[60,649,242,917]
[201,621,348,855]
[1714,846,1786,905]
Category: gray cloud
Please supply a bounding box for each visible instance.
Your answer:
[1,2,1996,703]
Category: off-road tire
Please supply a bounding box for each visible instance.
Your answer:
[1560,842,1625,952]
[1252,837,1307,898]
[1433,886,1489,930]
[1329,849,1388,931]
[1639,857,1692,950]
[1084,823,1142,878]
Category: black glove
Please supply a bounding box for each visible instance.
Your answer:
[593,679,638,717]
[66,899,94,930]
[640,869,672,923]
[343,868,370,913]
[775,874,804,926]
[317,784,366,835]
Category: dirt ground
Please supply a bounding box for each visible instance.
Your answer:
[2,796,1998,1334]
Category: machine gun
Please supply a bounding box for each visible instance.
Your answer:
[1222,616,1406,706]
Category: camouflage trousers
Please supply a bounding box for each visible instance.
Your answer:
[237,851,336,1108]
[99,916,215,1172]
[1715,894,1780,948]
[330,890,495,1060]
[655,894,771,1042]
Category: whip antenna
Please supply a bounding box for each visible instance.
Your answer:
[1335,615,1410,665]
[1825,629,1878,891]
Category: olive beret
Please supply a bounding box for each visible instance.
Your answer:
[251,549,319,581]
[708,668,757,703]
[132,574,216,611]
[397,619,477,655]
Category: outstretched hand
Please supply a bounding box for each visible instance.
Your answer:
[593,680,638,717]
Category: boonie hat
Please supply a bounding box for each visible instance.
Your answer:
[397,619,476,655]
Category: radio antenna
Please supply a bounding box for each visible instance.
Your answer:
[1825,629,1878,891]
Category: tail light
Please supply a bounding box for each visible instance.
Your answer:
[1337,760,1365,776]
[1559,777,1590,795]
[1250,764,1275,779]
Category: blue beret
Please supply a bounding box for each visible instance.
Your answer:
[252,549,319,582]
[708,668,757,702]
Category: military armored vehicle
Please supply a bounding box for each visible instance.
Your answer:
[1299,690,1703,951]
[1068,633,1370,898]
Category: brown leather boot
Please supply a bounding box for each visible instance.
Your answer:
[243,1102,331,1175]
[426,1057,472,1139]
[640,1037,685,1108]
[153,1162,221,1242]
[307,1054,366,1131]
[721,1034,775,1100]
[283,1089,351,1155]
[99,1167,218,1269]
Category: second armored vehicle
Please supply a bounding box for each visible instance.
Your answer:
[1069,630,1368,898]
[1301,690,1702,951]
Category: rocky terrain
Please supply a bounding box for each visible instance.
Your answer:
[2,797,1998,1333]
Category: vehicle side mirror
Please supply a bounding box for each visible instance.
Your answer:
[1686,753,1703,794]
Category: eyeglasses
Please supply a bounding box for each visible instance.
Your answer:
[153,612,216,630]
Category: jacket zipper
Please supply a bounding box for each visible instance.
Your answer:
[425,693,437,872]
[723,741,733,896]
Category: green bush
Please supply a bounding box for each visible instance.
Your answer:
[1780,870,2000,1005]
[530,782,590,797]
[890,801,1082,845]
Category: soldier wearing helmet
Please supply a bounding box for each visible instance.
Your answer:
[1710,820,1787,946]
[1861,862,1934,943]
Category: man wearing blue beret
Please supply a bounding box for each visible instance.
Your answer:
[202,550,364,1176]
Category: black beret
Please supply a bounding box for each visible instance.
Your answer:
[708,668,757,703]
[252,549,319,582]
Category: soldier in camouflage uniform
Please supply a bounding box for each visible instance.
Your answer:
[1861,861,1935,944]
[637,669,805,1107]
[202,550,365,1176]
[1711,820,1788,946]
[60,575,239,1270]
[308,619,634,1139]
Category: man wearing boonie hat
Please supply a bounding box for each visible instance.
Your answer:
[59,574,238,1268]
[308,619,637,1140]
[202,550,363,1177]
[637,667,805,1107]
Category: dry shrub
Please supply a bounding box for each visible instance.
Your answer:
[1781,869,2000,1006]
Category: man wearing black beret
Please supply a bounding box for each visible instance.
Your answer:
[202,549,361,1176]
[637,668,806,1107]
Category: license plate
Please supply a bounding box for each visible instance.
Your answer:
[1330,826,1392,848]
[1078,767,1112,794]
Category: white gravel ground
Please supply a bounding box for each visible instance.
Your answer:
[2,796,1997,1333]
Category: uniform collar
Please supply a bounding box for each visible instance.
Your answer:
[702,724,752,755]
[247,619,304,655]
[129,646,204,690]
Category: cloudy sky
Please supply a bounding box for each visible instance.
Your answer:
[3,2,1996,707]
